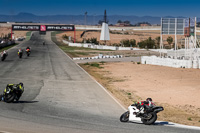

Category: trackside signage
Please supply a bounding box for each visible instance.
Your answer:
[40,25,46,31]
[12,25,40,31]
[46,25,74,31]
[12,25,74,31]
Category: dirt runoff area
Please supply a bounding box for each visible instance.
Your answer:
[80,62,200,126]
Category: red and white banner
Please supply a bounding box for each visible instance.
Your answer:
[40,25,46,31]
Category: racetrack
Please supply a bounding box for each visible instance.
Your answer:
[0,32,199,133]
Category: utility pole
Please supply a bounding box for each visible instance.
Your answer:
[85,12,87,25]
[104,10,107,23]
[93,14,96,26]
[84,12,87,43]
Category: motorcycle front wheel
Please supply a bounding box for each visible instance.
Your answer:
[1,57,5,61]
[4,92,16,103]
[141,112,157,125]
[120,111,129,122]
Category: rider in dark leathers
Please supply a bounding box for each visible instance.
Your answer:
[135,98,155,116]
[0,82,24,102]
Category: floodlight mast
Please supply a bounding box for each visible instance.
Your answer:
[195,17,197,49]
[175,18,177,59]
[104,10,107,23]
[160,18,162,57]
[84,12,87,43]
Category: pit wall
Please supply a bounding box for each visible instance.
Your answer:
[141,56,200,69]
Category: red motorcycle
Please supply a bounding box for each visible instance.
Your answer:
[26,48,31,56]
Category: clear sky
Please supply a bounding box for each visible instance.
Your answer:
[0,0,200,17]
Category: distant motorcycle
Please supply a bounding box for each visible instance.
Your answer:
[1,51,8,61]
[18,50,23,58]
[26,49,31,56]
[120,103,164,125]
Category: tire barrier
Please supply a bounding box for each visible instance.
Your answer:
[73,55,123,60]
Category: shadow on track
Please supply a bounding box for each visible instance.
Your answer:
[154,121,174,126]
[128,121,174,126]
[13,101,39,104]
[1,60,14,62]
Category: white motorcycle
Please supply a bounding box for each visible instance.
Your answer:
[1,51,8,61]
[120,102,164,125]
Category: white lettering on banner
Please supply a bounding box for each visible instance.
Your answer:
[13,25,39,30]
[14,26,20,29]
[12,25,73,31]
[46,26,73,30]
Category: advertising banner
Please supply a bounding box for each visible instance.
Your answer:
[12,25,74,31]
[12,25,40,31]
[46,25,74,31]
[40,25,46,31]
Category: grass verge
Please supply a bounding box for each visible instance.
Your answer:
[51,31,113,58]
[26,31,32,41]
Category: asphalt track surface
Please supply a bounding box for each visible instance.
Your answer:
[0,32,199,133]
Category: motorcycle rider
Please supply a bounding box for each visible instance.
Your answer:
[0,82,24,102]
[1,50,8,57]
[18,48,23,58]
[18,48,23,55]
[26,46,31,53]
[26,46,31,51]
[135,98,155,116]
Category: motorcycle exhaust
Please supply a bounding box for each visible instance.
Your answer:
[154,107,164,113]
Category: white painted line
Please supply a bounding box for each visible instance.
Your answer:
[164,121,200,130]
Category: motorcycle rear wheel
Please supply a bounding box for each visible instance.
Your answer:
[120,111,129,122]
[1,55,6,61]
[141,112,157,125]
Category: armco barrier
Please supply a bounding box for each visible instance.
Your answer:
[73,55,123,60]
